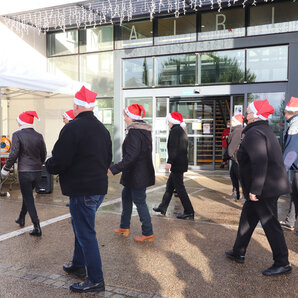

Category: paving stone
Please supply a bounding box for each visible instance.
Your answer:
[97,291,113,297]
[11,265,23,271]
[40,272,51,277]
[105,286,115,291]
[43,279,56,285]
[111,295,125,298]
[22,274,37,280]
[113,288,128,294]
[125,290,140,297]
[49,274,61,280]
[138,294,152,298]
[52,281,65,287]
[57,275,71,282]
[32,276,46,283]
[62,284,70,289]
[152,295,163,298]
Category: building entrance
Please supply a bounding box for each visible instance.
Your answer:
[154,96,230,170]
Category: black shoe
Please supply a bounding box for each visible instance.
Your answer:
[29,223,42,236]
[279,221,295,231]
[153,207,166,215]
[296,231,298,235]
[176,213,194,220]
[15,217,25,227]
[225,250,245,263]
[70,278,105,293]
[66,203,69,207]
[262,264,292,276]
[63,264,86,279]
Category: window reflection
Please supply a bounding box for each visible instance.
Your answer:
[80,52,114,97]
[155,54,196,86]
[48,56,78,81]
[247,46,288,82]
[156,15,196,45]
[123,58,153,88]
[47,30,78,56]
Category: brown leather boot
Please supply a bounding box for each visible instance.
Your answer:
[114,228,130,237]
[134,234,154,242]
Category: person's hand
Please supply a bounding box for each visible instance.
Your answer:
[108,169,112,174]
[249,193,259,201]
[1,168,9,178]
[165,163,171,170]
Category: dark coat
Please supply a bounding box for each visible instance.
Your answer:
[167,124,188,173]
[227,125,243,163]
[237,120,290,200]
[4,128,46,172]
[110,121,155,189]
[46,111,112,196]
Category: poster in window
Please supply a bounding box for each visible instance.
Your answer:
[234,105,243,115]
[203,123,211,134]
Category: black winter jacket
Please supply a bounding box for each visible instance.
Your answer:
[110,121,155,189]
[227,125,243,163]
[4,128,47,172]
[46,111,112,196]
[167,124,188,173]
[237,120,290,200]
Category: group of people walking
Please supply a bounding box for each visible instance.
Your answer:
[0,85,296,293]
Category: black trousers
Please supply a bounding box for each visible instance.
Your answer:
[230,161,240,200]
[18,171,41,224]
[158,172,194,214]
[285,171,298,227]
[233,198,289,267]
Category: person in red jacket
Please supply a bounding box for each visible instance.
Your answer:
[220,120,230,168]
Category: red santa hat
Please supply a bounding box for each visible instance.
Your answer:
[74,86,97,108]
[63,109,75,121]
[249,99,275,120]
[17,111,39,125]
[231,114,244,125]
[125,104,146,120]
[167,112,186,128]
[285,96,298,112]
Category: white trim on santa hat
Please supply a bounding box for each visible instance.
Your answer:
[231,116,242,126]
[63,112,73,121]
[249,102,267,120]
[285,106,298,112]
[125,107,143,120]
[74,97,96,108]
[17,117,34,126]
[167,113,181,125]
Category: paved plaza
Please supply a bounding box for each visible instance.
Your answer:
[0,170,296,297]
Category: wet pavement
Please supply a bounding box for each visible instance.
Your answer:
[0,170,297,297]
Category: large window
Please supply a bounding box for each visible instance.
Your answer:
[248,93,286,143]
[116,21,153,49]
[199,8,245,40]
[123,58,153,88]
[79,26,113,52]
[48,56,78,81]
[198,50,245,84]
[80,52,114,97]
[246,46,288,82]
[156,15,196,45]
[47,30,78,56]
[248,2,298,36]
[155,54,196,86]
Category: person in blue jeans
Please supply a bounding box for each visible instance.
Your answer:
[109,104,155,242]
[46,86,112,293]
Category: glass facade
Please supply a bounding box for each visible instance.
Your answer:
[80,52,114,97]
[247,46,288,82]
[155,54,196,86]
[123,58,153,88]
[47,30,78,56]
[198,50,245,84]
[48,55,78,81]
[79,26,113,52]
[248,2,298,36]
[156,15,196,45]
[199,8,245,40]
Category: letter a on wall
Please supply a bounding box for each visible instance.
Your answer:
[130,25,138,40]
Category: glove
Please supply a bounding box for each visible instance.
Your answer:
[1,167,9,178]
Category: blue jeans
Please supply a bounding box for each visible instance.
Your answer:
[120,187,153,236]
[69,195,104,283]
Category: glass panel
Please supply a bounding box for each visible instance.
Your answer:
[155,137,167,169]
[94,99,114,161]
[116,21,153,49]
[248,92,286,144]
[123,58,153,88]
[156,97,167,118]
[79,26,113,52]
[199,8,245,40]
[198,50,245,84]
[246,46,288,82]
[80,52,114,97]
[155,54,196,86]
[156,15,196,45]
[47,30,78,56]
[125,97,153,124]
[48,56,78,81]
[248,2,298,36]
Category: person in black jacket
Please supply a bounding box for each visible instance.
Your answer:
[46,86,112,293]
[109,104,155,243]
[1,111,46,236]
[153,112,194,220]
[225,99,292,276]
[224,114,244,201]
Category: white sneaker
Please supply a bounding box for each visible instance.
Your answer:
[228,191,237,199]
